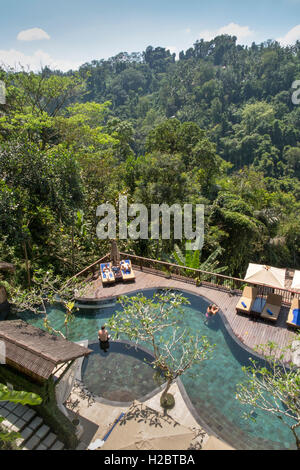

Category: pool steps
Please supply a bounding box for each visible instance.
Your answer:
[74,297,117,309]
[74,301,116,309]
[0,401,64,450]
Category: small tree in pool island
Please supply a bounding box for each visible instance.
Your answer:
[108,291,215,409]
[236,337,300,450]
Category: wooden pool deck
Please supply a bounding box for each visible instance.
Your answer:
[78,268,297,362]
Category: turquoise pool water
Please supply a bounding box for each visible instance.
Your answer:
[14,288,297,450]
[82,341,164,403]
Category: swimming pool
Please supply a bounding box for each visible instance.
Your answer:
[82,340,164,403]
[13,288,297,450]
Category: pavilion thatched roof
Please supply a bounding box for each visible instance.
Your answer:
[0,320,91,382]
[0,262,15,273]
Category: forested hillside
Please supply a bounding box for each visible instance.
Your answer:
[1,34,300,286]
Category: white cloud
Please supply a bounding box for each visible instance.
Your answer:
[277,25,300,46]
[199,22,255,44]
[17,28,50,42]
[0,48,81,72]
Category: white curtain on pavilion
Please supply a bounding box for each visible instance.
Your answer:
[244,264,286,289]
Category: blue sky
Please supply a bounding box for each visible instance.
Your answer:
[1,0,300,71]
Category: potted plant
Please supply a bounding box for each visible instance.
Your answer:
[72,416,83,439]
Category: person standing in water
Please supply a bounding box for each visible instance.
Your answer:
[205,304,219,323]
[98,325,111,352]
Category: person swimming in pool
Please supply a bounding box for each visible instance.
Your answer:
[98,325,111,353]
[205,304,219,322]
[211,304,219,315]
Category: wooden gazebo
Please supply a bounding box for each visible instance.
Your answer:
[0,320,91,383]
[0,320,92,448]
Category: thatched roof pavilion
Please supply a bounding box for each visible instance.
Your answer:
[0,320,91,383]
[0,262,15,273]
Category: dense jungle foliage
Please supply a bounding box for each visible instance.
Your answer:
[1,34,300,286]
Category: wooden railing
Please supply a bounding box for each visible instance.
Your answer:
[67,252,300,305]
[65,253,110,286]
[119,253,300,305]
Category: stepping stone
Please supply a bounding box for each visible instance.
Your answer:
[23,434,40,450]
[40,432,57,448]
[35,424,50,440]
[22,409,36,423]
[35,443,48,450]
[50,440,64,450]
[0,407,11,418]
[1,413,19,428]
[10,418,27,433]
[20,427,35,441]
[4,402,19,412]
[12,404,28,419]
[28,416,43,431]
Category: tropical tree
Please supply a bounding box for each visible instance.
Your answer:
[236,337,300,450]
[0,68,83,146]
[108,291,215,408]
[172,244,227,276]
[0,384,42,405]
[8,270,86,339]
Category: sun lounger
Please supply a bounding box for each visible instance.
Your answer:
[286,297,300,329]
[120,260,135,282]
[236,287,258,314]
[261,293,282,322]
[100,263,115,285]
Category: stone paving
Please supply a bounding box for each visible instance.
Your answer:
[66,380,221,451]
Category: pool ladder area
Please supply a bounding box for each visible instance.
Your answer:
[74,297,117,309]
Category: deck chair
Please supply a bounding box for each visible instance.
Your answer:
[261,293,282,322]
[100,263,115,285]
[286,297,300,329]
[236,286,258,314]
[120,260,135,282]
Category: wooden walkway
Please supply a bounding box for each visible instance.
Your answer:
[79,268,297,362]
